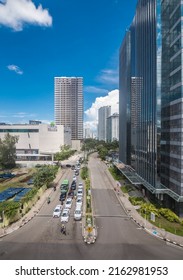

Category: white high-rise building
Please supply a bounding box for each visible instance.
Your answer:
[54,77,83,140]
[107,113,119,142]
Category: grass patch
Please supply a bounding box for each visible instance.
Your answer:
[140,212,183,236]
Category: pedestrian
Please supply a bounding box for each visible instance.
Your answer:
[61,224,66,235]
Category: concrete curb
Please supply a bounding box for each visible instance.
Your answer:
[129,212,183,249]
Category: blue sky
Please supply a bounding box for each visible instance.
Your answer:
[0,0,137,130]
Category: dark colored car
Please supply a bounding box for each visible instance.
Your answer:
[75,170,79,176]
[59,193,66,201]
[66,164,71,168]
[68,190,74,198]
[71,181,76,190]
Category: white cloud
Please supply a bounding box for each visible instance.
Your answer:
[97,69,119,86]
[7,64,23,74]
[84,89,119,131]
[0,0,52,31]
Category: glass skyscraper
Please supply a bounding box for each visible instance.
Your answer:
[119,0,183,216]
[161,0,183,214]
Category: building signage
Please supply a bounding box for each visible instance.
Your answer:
[48,125,57,131]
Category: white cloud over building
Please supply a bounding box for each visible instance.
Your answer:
[84,89,119,131]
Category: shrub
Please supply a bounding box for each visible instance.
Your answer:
[159,208,180,223]
[108,166,123,181]
[0,201,20,219]
[129,196,145,206]
[81,166,88,180]
[140,203,159,217]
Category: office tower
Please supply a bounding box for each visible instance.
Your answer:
[120,0,160,187]
[119,0,183,216]
[54,77,83,140]
[98,106,111,141]
[119,28,132,165]
[107,113,119,142]
[161,0,183,213]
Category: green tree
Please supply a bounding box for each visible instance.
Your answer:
[54,146,75,163]
[0,133,19,169]
[33,165,58,188]
[98,146,108,160]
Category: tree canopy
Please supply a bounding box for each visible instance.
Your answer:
[0,133,19,169]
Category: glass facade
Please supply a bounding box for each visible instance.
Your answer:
[119,29,132,164]
[119,0,183,215]
[135,0,161,187]
[161,0,183,199]
[119,0,161,187]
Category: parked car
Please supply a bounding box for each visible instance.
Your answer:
[71,165,75,170]
[60,208,70,223]
[73,175,77,181]
[53,205,62,218]
[74,208,82,221]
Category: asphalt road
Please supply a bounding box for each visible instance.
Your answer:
[0,154,183,259]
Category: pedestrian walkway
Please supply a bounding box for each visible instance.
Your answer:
[106,164,183,247]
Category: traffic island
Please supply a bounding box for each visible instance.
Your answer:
[81,177,97,244]
[83,214,97,244]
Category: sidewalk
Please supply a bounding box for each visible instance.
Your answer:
[106,166,183,247]
[0,167,64,238]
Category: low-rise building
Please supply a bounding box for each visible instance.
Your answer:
[0,123,71,161]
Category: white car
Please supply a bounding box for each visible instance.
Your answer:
[60,209,70,223]
[73,175,77,181]
[53,205,62,218]
[74,209,82,221]
[77,189,83,197]
[78,182,83,189]
[65,198,72,209]
[76,197,82,208]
